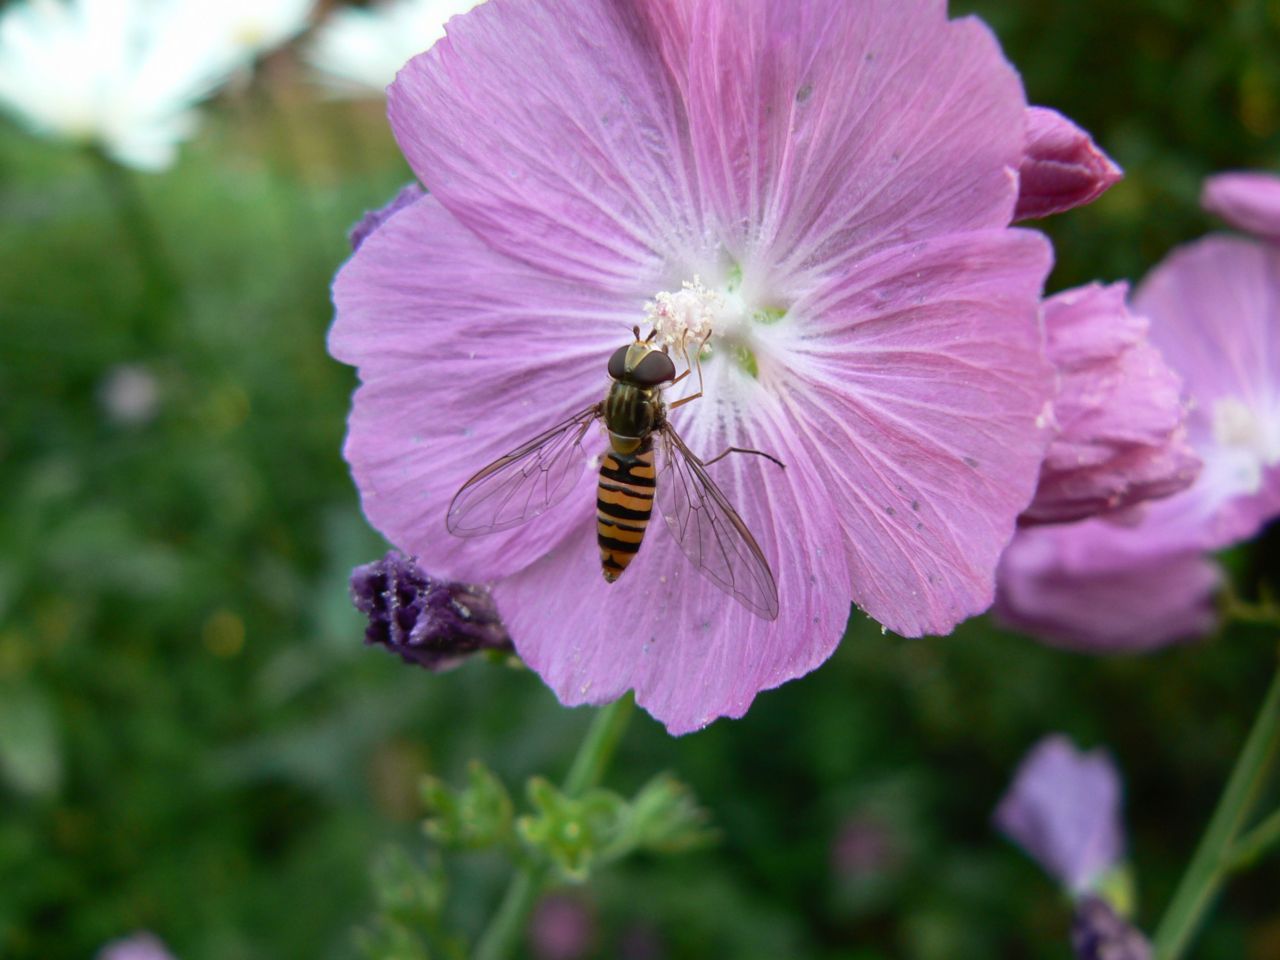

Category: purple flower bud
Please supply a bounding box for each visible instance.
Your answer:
[1022,283,1199,526]
[1201,171,1280,243]
[348,183,426,252]
[1071,896,1153,960]
[349,551,512,670]
[994,735,1124,895]
[96,933,176,960]
[1015,107,1123,221]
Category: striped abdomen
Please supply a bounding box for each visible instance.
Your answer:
[597,439,656,582]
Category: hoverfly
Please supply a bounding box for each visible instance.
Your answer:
[445,327,783,620]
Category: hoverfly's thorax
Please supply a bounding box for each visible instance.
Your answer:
[603,381,659,447]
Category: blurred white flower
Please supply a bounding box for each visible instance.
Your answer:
[194,0,316,62]
[0,0,240,170]
[306,0,483,97]
[99,364,160,426]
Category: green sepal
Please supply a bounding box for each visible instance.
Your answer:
[1092,863,1137,918]
[369,847,448,928]
[421,760,515,850]
[354,918,432,960]
[517,773,715,882]
[612,772,718,856]
[517,777,629,881]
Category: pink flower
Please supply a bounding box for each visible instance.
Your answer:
[1022,283,1198,526]
[1015,107,1123,222]
[997,229,1280,651]
[1201,171,1280,243]
[330,0,1064,732]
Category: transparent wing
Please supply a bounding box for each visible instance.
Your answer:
[656,425,780,620]
[447,404,601,537]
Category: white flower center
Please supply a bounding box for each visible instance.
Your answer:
[1207,396,1280,496]
[644,276,723,353]
[235,21,269,49]
[643,273,785,380]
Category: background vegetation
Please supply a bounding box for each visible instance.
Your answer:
[0,0,1278,956]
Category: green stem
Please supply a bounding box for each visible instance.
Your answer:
[1152,664,1280,960]
[1227,806,1280,872]
[86,147,181,338]
[473,694,635,960]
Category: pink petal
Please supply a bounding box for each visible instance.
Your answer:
[995,521,1221,652]
[1015,107,1122,221]
[1022,283,1199,525]
[391,0,1029,295]
[497,390,853,735]
[781,230,1054,635]
[651,0,1028,285]
[330,195,636,582]
[1201,171,1280,242]
[387,0,704,290]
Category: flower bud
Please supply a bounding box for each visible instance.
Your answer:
[349,550,512,670]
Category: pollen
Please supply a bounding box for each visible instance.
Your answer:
[644,276,722,352]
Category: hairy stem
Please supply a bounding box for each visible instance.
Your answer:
[1152,663,1280,959]
[473,694,635,960]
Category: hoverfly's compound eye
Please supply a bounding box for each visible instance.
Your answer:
[607,345,631,381]
[631,349,677,386]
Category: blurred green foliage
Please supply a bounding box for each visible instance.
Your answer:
[0,1,1278,958]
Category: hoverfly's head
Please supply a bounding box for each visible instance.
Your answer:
[608,336,677,387]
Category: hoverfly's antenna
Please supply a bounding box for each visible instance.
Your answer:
[632,324,642,341]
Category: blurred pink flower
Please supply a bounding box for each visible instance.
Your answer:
[995,735,1124,896]
[528,893,595,960]
[329,0,1078,731]
[1015,107,1123,221]
[96,932,175,960]
[831,811,898,881]
[998,228,1280,650]
[995,522,1221,652]
[1022,283,1198,526]
[1201,171,1280,243]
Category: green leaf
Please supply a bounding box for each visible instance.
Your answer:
[369,847,447,927]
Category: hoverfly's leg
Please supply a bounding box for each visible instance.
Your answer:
[667,331,711,410]
[702,446,786,469]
